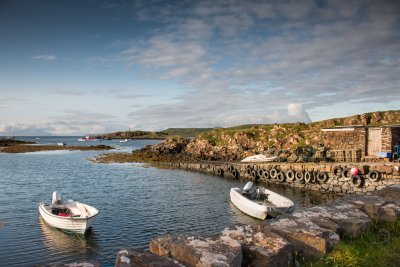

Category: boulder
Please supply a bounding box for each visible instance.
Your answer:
[150,234,242,267]
[261,215,340,259]
[372,184,400,202]
[115,248,183,267]
[221,224,293,267]
[346,194,400,222]
[292,201,372,237]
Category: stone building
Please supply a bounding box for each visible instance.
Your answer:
[321,125,400,162]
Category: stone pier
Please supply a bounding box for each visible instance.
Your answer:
[165,161,400,194]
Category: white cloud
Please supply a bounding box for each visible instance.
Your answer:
[288,103,311,122]
[31,54,57,61]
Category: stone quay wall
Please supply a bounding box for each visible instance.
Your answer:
[322,128,367,159]
[167,161,400,195]
[387,127,400,152]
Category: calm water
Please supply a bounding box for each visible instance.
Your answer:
[0,137,336,266]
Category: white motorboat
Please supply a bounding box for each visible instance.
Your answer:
[230,182,294,219]
[119,139,128,143]
[240,155,278,163]
[78,136,97,142]
[39,192,98,234]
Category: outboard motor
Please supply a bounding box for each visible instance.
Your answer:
[52,191,62,205]
[243,181,254,193]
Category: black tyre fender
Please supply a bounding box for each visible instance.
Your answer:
[251,170,259,181]
[216,169,224,177]
[333,166,342,178]
[263,170,270,179]
[270,168,278,179]
[342,168,352,179]
[246,165,253,175]
[367,170,381,182]
[258,169,265,177]
[227,165,233,172]
[316,172,329,183]
[232,169,239,179]
[286,170,295,182]
[295,171,304,182]
[276,171,285,182]
[351,175,363,187]
[304,171,313,183]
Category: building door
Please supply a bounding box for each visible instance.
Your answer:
[367,128,382,156]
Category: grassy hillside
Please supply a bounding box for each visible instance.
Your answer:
[160,128,213,137]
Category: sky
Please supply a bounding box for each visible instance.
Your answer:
[0,0,399,135]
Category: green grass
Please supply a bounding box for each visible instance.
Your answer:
[303,219,400,267]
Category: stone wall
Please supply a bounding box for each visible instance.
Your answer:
[167,161,400,195]
[322,128,367,160]
[391,127,400,150]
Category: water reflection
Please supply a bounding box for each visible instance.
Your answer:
[39,217,98,254]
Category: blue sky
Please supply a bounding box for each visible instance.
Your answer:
[0,0,399,135]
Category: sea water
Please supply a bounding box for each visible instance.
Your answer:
[0,137,336,266]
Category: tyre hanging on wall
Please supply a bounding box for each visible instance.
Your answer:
[263,169,270,179]
[341,168,352,179]
[316,172,329,183]
[295,171,304,183]
[232,169,239,179]
[246,165,253,175]
[251,170,259,181]
[276,171,285,182]
[367,170,381,182]
[304,171,313,183]
[216,169,224,177]
[227,165,233,173]
[351,175,363,187]
[332,166,342,178]
[258,169,264,177]
[286,170,295,182]
[270,168,278,179]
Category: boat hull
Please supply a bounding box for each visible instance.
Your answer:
[230,188,269,219]
[230,187,294,219]
[38,203,97,234]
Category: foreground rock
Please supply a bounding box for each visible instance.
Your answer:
[115,248,183,267]
[149,234,242,267]
[262,215,340,259]
[221,224,293,267]
[292,201,372,237]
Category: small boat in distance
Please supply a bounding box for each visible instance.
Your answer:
[240,155,278,163]
[57,143,66,146]
[230,182,294,220]
[39,192,98,234]
[119,139,128,143]
[78,136,97,141]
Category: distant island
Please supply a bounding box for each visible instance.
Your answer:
[94,128,213,140]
